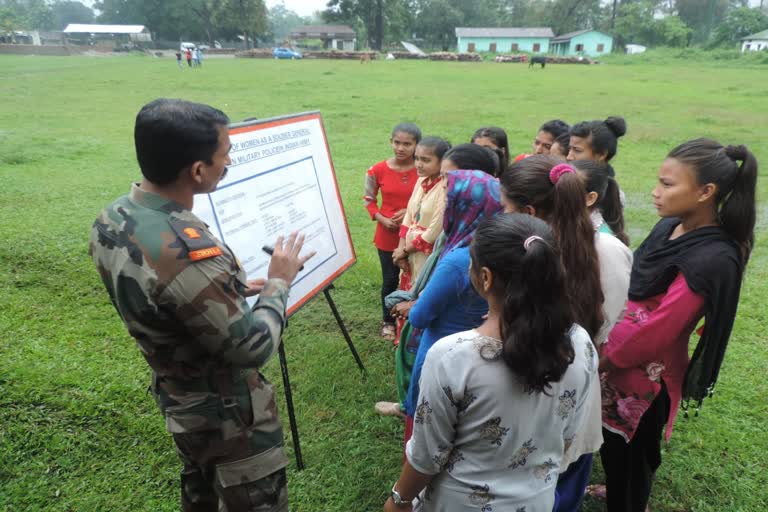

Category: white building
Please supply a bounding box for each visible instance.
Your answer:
[741,29,768,52]
[625,43,647,55]
[63,24,152,44]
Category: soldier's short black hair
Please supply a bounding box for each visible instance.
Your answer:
[134,98,229,185]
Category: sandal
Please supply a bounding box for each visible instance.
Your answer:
[375,401,405,418]
[380,322,396,342]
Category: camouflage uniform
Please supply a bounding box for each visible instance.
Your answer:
[90,184,290,512]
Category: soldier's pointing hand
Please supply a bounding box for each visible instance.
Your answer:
[267,232,316,285]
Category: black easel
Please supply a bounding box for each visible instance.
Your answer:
[277,283,365,470]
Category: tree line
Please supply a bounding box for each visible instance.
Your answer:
[1,0,766,51]
[326,0,768,51]
[0,0,303,49]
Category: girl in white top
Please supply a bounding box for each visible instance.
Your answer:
[384,214,597,512]
[499,156,629,511]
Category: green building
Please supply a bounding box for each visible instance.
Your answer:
[550,30,613,57]
[455,27,555,54]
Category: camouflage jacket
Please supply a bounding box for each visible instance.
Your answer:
[90,184,289,448]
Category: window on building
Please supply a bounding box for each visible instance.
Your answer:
[468,43,476,52]
[489,43,497,52]
[597,43,605,52]
[337,40,343,50]
[575,43,584,52]
[746,44,751,50]
[511,43,519,52]
[533,43,541,52]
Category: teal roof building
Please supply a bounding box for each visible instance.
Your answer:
[550,29,613,57]
[455,27,555,54]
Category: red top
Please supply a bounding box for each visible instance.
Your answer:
[601,273,705,442]
[363,160,418,251]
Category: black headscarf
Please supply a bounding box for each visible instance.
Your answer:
[630,217,743,411]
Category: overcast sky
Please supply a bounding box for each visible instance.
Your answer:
[266,0,327,17]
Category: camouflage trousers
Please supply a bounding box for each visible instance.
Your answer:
[173,431,289,512]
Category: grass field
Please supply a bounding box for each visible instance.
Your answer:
[1,54,767,512]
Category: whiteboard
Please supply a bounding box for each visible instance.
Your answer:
[193,111,356,316]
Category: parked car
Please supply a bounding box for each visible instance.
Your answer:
[273,47,302,59]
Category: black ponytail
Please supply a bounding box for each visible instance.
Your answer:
[501,156,605,339]
[668,139,757,265]
[570,116,626,162]
[572,160,630,246]
[471,214,575,393]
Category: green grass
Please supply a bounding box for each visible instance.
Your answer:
[1,54,767,511]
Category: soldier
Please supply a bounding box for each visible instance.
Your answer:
[90,98,314,511]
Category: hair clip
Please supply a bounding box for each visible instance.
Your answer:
[523,235,544,251]
[549,163,576,184]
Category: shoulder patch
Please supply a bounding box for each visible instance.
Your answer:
[169,218,222,261]
[189,246,223,261]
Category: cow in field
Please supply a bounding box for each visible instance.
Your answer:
[529,56,546,69]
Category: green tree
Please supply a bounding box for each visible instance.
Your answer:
[217,0,268,48]
[413,0,462,50]
[0,0,54,29]
[268,2,309,43]
[324,0,382,49]
[614,0,692,47]
[95,0,210,40]
[709,6,768,47]
[656,14,692,45]
[51,1,94,29]
[0,6,20,38]
[189,0,223,45]
[323,0,416,50]
[675,0,730,44]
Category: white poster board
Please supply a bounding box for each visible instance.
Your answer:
[193,111,356,316]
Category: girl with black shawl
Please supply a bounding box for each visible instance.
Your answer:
[596,139,757,512]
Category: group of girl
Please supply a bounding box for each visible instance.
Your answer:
[362,119,757,512]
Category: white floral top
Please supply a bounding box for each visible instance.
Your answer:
[406,328,596,512]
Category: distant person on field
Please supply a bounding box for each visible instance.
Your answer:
[89,98,314,512]
[197,48,204,67]
[363,123,421,342]
[185,48,192,67]
[175,51,183,68]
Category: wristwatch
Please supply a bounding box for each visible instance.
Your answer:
[390,484,410,507]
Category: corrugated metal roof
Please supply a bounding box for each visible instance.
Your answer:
[64,24,147,34]
[290,25,356,36]
[551,29,611,43]
[742,29,768,40]
[455,27,555,39]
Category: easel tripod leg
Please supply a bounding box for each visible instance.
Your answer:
[278,342,304,470]
[323,286,365,372]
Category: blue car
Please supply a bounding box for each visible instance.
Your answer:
[273,47,302,59]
